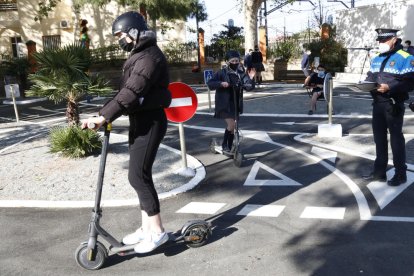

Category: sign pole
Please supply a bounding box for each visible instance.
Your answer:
[178,122,188,169]
[165,82,198,177]
[204,70,213,114]
[328,77,333,124]
[207,88,212,113]
[11,84,20,123]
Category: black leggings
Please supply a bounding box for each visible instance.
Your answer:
[128,109,167,216]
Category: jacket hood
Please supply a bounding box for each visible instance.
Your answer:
[132,30,157,53]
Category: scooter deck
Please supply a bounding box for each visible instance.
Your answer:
[109,232,186,256]
[213,145,236,156]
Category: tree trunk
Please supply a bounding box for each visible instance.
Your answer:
[66,100,79,126]
[244,0,263,53]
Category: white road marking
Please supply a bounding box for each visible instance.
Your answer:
[184,125,373,220]
[176,202,226,214]
[244,161,302,186]
[236,204,285,217]
[367,169,414,209]
[294,133,414,172]
[169,97,192,108]
[300,207,346,220]
[311,146,337,163]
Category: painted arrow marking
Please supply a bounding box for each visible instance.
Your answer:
[367,169,414,209]
[169,97,192,107]
[244,161,302,186]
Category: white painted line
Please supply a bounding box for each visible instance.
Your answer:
[176,202,226,214]
[198,109,414,120]
[236,204,285,217]
[196,111,373,119]
[300,207,346,220]
[2,97,47,105]
[244,161,302,186]
[311,146,337,163]
[169,97,192,108]
[0,132,46,154]
[295,133,414,172]
[0,127,24,134]
[367,169,414,209]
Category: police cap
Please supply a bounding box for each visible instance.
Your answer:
[375,28,399,41]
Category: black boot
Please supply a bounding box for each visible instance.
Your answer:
[228,133,234,152]
[222,129,230,152]
[387,174,407,186]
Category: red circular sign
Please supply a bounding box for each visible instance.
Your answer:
[165,82,198,123]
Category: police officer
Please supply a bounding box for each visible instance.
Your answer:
[363,28,414,186]
[207,50,256,153]
[82,11,172,253]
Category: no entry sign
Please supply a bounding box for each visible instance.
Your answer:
[165,82,198,123]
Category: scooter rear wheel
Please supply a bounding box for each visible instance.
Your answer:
[75,241,108,270]
[184,224,210,248]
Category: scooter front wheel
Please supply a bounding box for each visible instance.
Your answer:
[75,241,108,270]
[184,224,210,248]
[234,151,243,167]
[210,138,218,154]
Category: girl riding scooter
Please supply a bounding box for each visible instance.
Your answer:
[207,50,256,153]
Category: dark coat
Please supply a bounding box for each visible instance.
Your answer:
[207,66,255,118]
[100,31,172,122]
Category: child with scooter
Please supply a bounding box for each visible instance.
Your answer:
[82,11,172,254]
[207,50,256,154]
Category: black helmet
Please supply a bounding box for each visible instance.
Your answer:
[225,50,240,61]
[112,11,148,37]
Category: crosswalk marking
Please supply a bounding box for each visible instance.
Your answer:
[300,207,346,220]
[236,204,285,217]
[176,202,226,214]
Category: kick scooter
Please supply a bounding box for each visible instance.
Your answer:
[75,123,212,270]
[210,86,244,167]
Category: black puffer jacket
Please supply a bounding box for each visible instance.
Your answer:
[100,31,171,122]
[207,66,255,117]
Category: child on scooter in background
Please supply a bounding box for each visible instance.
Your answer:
[207,50,256,153]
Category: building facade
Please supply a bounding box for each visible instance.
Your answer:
[0,0,186,58]
[335,0,414,75]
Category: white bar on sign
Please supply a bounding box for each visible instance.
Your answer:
[170,97,192,108]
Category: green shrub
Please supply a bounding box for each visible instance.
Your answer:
[49,125,102,158]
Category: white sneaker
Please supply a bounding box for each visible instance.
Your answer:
[122,227,145,245]
[134,231,169,253]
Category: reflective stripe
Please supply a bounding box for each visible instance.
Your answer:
[397,49,410,58]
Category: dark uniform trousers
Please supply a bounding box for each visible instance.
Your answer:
[372,100,407,176]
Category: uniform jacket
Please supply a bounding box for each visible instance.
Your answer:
[207,66,255,117]
[366,49,414,102]
[100,31,172,122]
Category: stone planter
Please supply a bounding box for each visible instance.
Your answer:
[273,60,288,81]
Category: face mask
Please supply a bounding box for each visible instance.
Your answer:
[229,63,239,71]
[378,42,391,54]
[317,71,325,78]
[119,37,134,52]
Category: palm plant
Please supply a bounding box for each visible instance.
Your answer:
[26,43,112,126]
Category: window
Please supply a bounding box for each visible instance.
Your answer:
[10,36,21,58]
[0,0,17,11]
[42,35,61,50]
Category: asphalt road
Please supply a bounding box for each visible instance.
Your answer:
[2,85,414,275]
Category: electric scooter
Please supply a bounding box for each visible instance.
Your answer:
[210,86,244,167]
[75,123,212,270]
